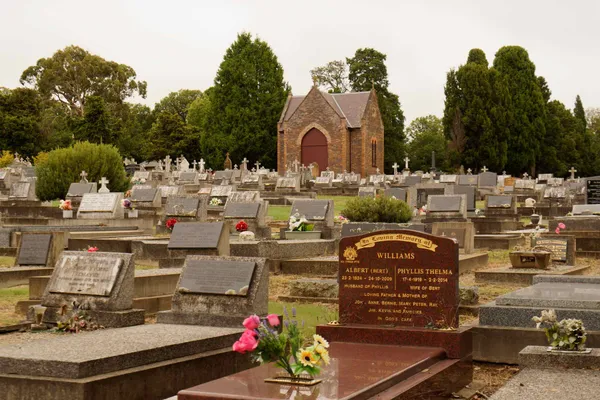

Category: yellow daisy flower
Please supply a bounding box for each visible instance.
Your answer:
[298,349,318,367]
[320,351,331,365]
[314,345,327,355]
[313,334,329,348]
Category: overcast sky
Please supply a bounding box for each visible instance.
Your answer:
[1,0,598,123]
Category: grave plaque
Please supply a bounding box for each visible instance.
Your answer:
[290,200,329,220]
[339,230,459,328]
[404,176,421,186]
[168,222,224,249]
[133,171,150,180]
[211,186,234,197]
[358,187,377,197]
[416,188,444,208]
[78,193,119,212]
[178,259,256,296]
[487,195,513,208]
[457,175,478,186]
[437,228,466,248]
[166,197,200,216]
[341,222,426,238]
[533,237,568,262]
[242,175,259,183]
[67,183,95,196]
[10,182,30,198]
[384,188,407,201]
[428,195,461,212]
[17,233,52,266]
[198,173,209,181]
[452,186,475,211]
[439,175,457,184]
[158,185,182,198]
[48,255,122,296]
[131,188,159,202]
[315,177,331,184]
[214,170,234,180]
[224,202,260,218]
[586,177,600,204]
[277,177,298,188]
[538,173,553,183]
[478,172,497,187]
[229,191,259,203]
[179,172,197,181]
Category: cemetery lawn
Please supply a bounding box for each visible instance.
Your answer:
[0,286,28,326]
[0,257,15,267]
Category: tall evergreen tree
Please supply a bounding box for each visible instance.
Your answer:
[74,96,113,144]
[205,33,290,169]
[574,95,587,132]
[347,48,405,173]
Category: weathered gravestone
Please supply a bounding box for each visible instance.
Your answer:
[275,176,300,192]
[9,181,36,200]
[37,251,144,327]
[224,202,260,219]
[451,185,476,211]
[478,172,497,188]
[439,175,457,184]
[432,222,475,254]
[533,235,576,265]
[167,222,229,256]
[290,199,333,224]
[385,188,407,202]
[178,171,198,183]
[165,196,206,220]
[158,185,184,199]
[210,185,235,205]
[67,182,97,197]
[337,230,459,328]
[486,195,514,209]
[130,188,161,208]
[240,174,263,190]
[229,191,260,203]
[426,194,467,220]
[358,186,377,198]
[157,255,268,327]
[457,175,479,186]
[77,192,123,219]
[403,175,422,186]
[314,176,332,188]
[15,232,64,268]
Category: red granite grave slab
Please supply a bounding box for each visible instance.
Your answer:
[316,324,472,359]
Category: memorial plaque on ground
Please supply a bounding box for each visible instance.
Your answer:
[341,222,426,238]
[315,177,331,184]
[290,200,329,220]
[178,259,256,296]
[358,187,377,197]
[276,177,298,188]
[131,188,159,202]
[436,228,466,248]
[533,237,569,263]
[166,197,200,216]
[428,195,461,212]
[47,255,122,296]
[179,172,197,181]
[242,174,259,183]
[452,186,475,211]
[78,193,119,212]
[384,188,407,201]
[487,195,513,208]
[224,202,260,218]
[404,176,421,186]
[439,175,457,184]
[229,191,259,202]
[211,185,234,197]
[67,183,95,196]
[214,170,233,180]
[339,230,459,328]
[158,185,182,198]
[586,177,600,204]
[16,233,52,266]
[168,222,224,249]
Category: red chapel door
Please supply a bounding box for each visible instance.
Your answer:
[301,128,328,171]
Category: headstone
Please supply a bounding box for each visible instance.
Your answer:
[427,195,463,213]
[532,236,573,264]
[358,186,377,198]
[165,196,201,217]
[537,173,553,184]
[478,172,498,188]
[98,177,110,193]
[275,176,300,192]
[290,200,330,221]
[9,181,34,200]
[572,204,600,215]
[77,193,123,219]
[229,191,260,203]
[67,183,97,197]
[384,188,407,202]
[457,175,479,186]
[223,202,260,219]
[338,230,459,328]
[439,175,457,184]
[168,222,229,255]
[486,195,513,208]
[158,185,183,198]
[432,222,475,254]
[15,233,57,267]
[178,171,198,182]
[315,176,332,188]
[403,175,422,186]
[586,176,600,204]
[178,259,256,296]
[210,185,235,198]
[451,186,476,211]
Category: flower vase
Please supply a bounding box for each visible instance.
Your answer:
[63,210,73,219]
[128,209,139,218]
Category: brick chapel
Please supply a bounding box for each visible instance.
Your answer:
[277,85,384,176]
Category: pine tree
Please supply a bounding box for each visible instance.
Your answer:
[205,33,290,169]
[574,95,587,132]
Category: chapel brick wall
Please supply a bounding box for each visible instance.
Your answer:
[360,91,385,176]
[350,129,364,175]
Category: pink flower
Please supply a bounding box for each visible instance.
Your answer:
[558,223,566,229]
[555,228,560,234]
[242,315,260,330]
[267,314,280,327]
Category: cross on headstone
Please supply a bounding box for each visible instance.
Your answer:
[467,168,472,175]
[254,161,261,171]
[523,172,529,179]
[98,177,110,193]
[392,162,399,175]
[569,167,577,180]
[192,160,197,171]
[404,156,410,170]
[79,171,88,184]
[234,164,238,170]
[481,166,488,173]
[503,171,506,175]
[199,158,205,173]
[251,167,256,173]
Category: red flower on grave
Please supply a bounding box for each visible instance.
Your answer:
[236,220,248,232]
[166,218,178,231]
[87,246,98,253]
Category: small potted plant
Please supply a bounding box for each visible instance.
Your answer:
[533,309,588,352]
[285,213,321,240]
[59,199,73,218]
[122,198,138,218]
[232,308,329,385]
[165,218,178,231]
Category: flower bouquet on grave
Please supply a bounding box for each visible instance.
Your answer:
[209,197,223,207]
[122,198,135,210]
[87,246,99,253]
[131,177,146,185]
[555,222,566,235]
[533,309,588,352]
[236,220,248,232]
[333,215,349,225]
[232,309,329,386]
[59,200,72,211]
[289,213,314,232]
[55,302,103,333]
[165,218,178,231]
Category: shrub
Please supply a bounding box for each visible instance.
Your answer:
[341,195,412,223]
[35,141,129,201]
[0,151,14,168]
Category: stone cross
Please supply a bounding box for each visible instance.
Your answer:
[503,171,506,175]
[241,157,249,171]
[467,168,472,175]
[392,162,399,175]
[404,156,410,170]
[569,167,577,180]
[251,167,256,173]
[523,172,529,179]
[199,158,205,173]
[176,156,181,171]
[481,166,488,173]
[79,171,88,184]
[254,161,261,171]
[192,160,197,171]
[293,158,300,173]
[98,177,110,193]
[234,164,238,170]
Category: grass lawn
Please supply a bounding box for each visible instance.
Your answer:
[268,302,338,335]
[0,257,15,267]
[0,286,28,326]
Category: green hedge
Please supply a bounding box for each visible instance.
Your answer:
[35,141,129,201]
[341,195,412,223]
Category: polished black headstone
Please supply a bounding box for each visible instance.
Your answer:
[178,259,255,296]
[17,233,52,266]
[168,222,224,249]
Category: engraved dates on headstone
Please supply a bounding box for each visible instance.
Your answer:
[48,255,122,296]
[533,237,568,262]
[78,193,119,212]
[178,259,256,296]
[168,222,224,249]
[586,178,600,205]
[17,233,52,265]
[339,230,459,328]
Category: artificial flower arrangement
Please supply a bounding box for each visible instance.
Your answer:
[59,199,72,211]
[533,309,587,351]
[236,220,248,232]
[233,308,330,382]
[555,222,566,235]
[87,246,99,253]
[166,218,178,231]
[209,198,223,206]
[333,215,349,225]
[55,303,102,333]
[122,198,135,210]
[289,213,314,232]
[131,177,146,185]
